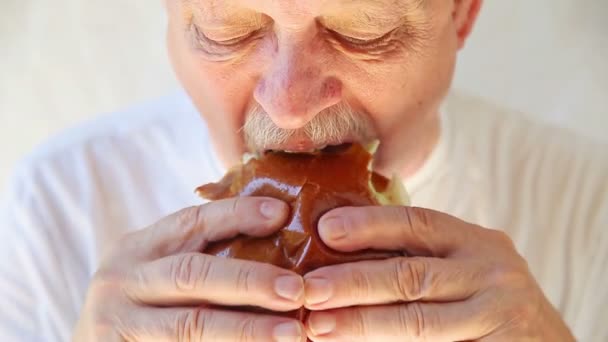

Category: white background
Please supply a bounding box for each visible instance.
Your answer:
[1,0,607,193]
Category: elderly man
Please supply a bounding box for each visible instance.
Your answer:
[1,0,606,341]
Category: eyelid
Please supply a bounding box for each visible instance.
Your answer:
[340,33,385,45]
[193,24,256,46]
[327,28,396,48]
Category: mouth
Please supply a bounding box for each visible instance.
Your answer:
[263,140,356,154]
[242,139,380,165]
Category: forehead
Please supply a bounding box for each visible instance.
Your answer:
[184,0,422,20]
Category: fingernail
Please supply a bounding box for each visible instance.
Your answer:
[308,312,336,336]
[273,321,302,342]
[260,200,285,219]
[321,217,347,240]
[304,277,333,305]
[275,275,304,301]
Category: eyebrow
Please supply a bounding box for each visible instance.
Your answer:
[336,0,426,19]
[339,0,425,11]
[184,0,426,28]
[183,0,425,13]
[326,0,427,30]
[185,0,266,28]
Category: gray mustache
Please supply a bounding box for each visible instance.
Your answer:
[243,102,375,151]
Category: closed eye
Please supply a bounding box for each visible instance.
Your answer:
[327,28,396,49]
[193,24,259,48]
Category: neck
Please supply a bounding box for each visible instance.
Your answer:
[373,112,441,182]
[402,115,441,180]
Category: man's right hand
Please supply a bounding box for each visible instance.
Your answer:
[73,197,305,342]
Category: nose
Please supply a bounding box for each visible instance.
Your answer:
[253,40,343,130]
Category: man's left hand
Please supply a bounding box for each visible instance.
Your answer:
[303,206,575,341]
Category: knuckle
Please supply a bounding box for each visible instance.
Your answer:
[236,316,259,342]
[123,265,150,303]
[92,324,118,341]
[488,262,530,289]
[396,207,416,234]
[177,206,207,233]
[235,264,256,294]
[171,253,211,293]
[502,293,542,332]
[87,319,123,342]
[349,267,373,300]
[102,233,137,262]
[81,270,135,341]
[176,308,208,342]
[399,207,436,242]
[89,268,124,302]
[398,303,434,341]
[87,307,134,342]
[230,197,246,219]
[409,207,432,228]
[489,229,516,249]
[349,308,369,337]
[394,257,428,301]
[113,313,139,342]
[512,299,539,321]
[411,207,434,230]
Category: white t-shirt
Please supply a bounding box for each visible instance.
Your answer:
[1,91,606,341]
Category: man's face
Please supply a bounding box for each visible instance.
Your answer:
[165,0,480,176]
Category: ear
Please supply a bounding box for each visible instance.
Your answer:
[452,0,483,49]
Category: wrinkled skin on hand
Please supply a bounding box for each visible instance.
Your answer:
[196,143,403,321]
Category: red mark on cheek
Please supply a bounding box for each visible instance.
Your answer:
[321,77,342,100]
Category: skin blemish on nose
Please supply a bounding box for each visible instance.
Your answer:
[303,67,315,80]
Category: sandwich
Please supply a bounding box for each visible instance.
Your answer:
[196,142,409,320]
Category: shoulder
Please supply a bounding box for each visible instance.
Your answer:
[445,90,608,226]
[10,91,202,176]
[0,93,204,341]
[2,91,220,230]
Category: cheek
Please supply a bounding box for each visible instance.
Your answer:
[194,66,253,126]
[342,34,457,134]
[168,27,258,131]
[167,23,268,165]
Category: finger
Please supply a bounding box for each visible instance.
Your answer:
[116,306,306,342]
[318,206,480,257]
[303,257,484,310]
[305,301,494,342]
[125,197,289,259]
[126,252,304,311]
